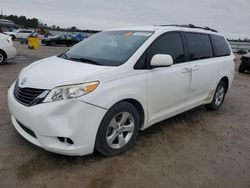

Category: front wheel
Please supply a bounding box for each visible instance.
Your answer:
[0,51,7,64]
[95,102,140,156]
[205,80,226,111]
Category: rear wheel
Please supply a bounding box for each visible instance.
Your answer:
[95,102,140,156]
[0,50,7,64]
[205,80,226,111]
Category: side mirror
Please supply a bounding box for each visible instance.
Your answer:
[150,54,173,67]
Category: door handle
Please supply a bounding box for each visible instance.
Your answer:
[182,67,191,73]
[192,66,200,72]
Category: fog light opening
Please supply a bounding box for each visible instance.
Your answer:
[67,138,74,145]
[57,137,74,145]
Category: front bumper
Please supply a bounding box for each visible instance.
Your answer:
[8,83,107,156]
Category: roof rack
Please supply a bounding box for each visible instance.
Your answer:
[157,24,218,33]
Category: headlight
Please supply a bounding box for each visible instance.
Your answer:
[43,81,99,103]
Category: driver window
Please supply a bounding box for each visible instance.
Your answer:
[134,32,186,69]
[147,32,185,64]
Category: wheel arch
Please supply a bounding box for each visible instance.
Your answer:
[10,34,16,40]
[220,76,229,93]
[0,49,7,59]
[113,98,145,129]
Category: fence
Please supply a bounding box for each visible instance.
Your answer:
[229,42,250,53]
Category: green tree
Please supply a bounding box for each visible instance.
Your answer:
[18,16,27,26]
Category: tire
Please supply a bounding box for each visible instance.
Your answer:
[0,50,7,64]
[10,35,16,41]
[205,80,226,111]
[238,63,245,73]
[50,41,55,46]
[95,102,140,156]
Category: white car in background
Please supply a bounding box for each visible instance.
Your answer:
[4,29,33,40]
[8,25,234,156]
[0,33,17,64]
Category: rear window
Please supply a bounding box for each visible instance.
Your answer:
[185,33,213,61]
[211,35,231,57]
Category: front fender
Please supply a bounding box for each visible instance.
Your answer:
[78,72,148,124]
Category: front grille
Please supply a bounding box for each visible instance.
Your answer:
[14,81,47,106]
[16,120,37,138]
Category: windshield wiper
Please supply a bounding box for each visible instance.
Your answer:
[59,53,103,66]
[78,58,103,66]
[59,53,69,59]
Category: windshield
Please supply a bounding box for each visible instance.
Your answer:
[59,30,153,66]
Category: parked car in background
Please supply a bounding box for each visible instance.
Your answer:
[237,49,248,55]
[41,35,79,46]
[238,53,250,73]
[0,33,17,64]
[4,29,33,40]
[19,32,39,44]
[8,25,234,156]
[72,33,86,41]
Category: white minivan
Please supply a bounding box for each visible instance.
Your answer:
[8,25,234,156]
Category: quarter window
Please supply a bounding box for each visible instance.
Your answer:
[185,33,213,61]
[211,35,231,57]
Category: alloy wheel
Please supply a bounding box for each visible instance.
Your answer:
[215,85,225,106]
[106,112,135,149]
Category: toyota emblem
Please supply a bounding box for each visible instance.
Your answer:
[20,78,27,86]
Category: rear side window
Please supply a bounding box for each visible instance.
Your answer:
[211,35,231,57]
[185,33,213,61]
[147,32,185,64]
[20,30,32,33]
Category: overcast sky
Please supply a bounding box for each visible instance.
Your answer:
[1,0,250,38]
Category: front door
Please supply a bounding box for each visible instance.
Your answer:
[144,32,191,126]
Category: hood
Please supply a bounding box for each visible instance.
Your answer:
[0,33,11,40]
[18,56,111,89]
[243,53,250,58]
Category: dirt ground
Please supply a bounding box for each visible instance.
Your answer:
[0,42,250,188]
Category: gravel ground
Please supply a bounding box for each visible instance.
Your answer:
[0,42,250,188]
